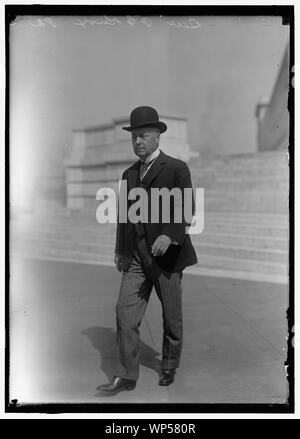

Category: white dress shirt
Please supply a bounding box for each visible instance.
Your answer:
[140,148,161,179]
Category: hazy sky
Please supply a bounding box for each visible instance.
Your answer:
[10,15,289,180]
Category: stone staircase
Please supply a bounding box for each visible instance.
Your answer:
[12,151,289,284]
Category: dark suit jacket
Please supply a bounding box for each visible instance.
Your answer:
[115,150,198,272]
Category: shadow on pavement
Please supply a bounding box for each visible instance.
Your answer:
[82,326,161,382]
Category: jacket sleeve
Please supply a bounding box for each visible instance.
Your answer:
[114,170,127,255]
[162,162,194,245]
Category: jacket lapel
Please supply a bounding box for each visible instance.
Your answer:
[141,151,167,191]
[127,162,139,192]
[127,151,167,191]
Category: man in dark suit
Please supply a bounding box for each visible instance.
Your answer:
[98,106,197,395]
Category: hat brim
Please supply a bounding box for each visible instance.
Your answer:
[122,121,167,134]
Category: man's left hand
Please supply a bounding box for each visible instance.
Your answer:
[151,234,172,257]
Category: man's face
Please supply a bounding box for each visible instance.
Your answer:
[131,127,160,160]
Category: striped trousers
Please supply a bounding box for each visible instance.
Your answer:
[115,236,183,381]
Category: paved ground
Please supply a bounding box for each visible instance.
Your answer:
[10,257,288,405]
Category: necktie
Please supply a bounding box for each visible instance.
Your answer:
[139,158,155,181]
[135,157,157,237]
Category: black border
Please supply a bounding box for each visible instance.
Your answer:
[0,419,299,433]
[3,4,295,19]
[5,4,294,414]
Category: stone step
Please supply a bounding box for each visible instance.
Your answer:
[191,158,288,167]
[68,165,289,184]
[14,212,289,229]
[191,171,288,181]
[15,236,288,264]
[13,225,289,245]
[11,245,287,276]
[33,204,71,217]
[203,192,289,213]
[203,204,287,214]
[195,181,288,191]
[74,147,287,168]
[15,210,289,225]
[66,152,289,184]
[66,176,290,197]
[204,200,288,210]
[190,160,288,171]
[192,232,287,250]
[204,189,288,198]
[192,170,288,182]
[191,159,288,169]
[205,212,289,225]
[66,194,288,214]
[191,169,288,180]
[190,150,288,164]
[203,222,288,237]
[13,212,289,228]
[13,215,289,238]
[16,228,288,251]
[66,179,289,194]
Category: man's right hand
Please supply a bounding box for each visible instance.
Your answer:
[114,254,122,272]
[114,254,131,272]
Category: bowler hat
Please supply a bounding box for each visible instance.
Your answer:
[122,106,167,133]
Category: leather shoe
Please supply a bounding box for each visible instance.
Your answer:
[159,368,176,386]
[97,376,136,395]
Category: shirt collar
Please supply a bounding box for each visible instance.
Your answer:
[141,148,161,165]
